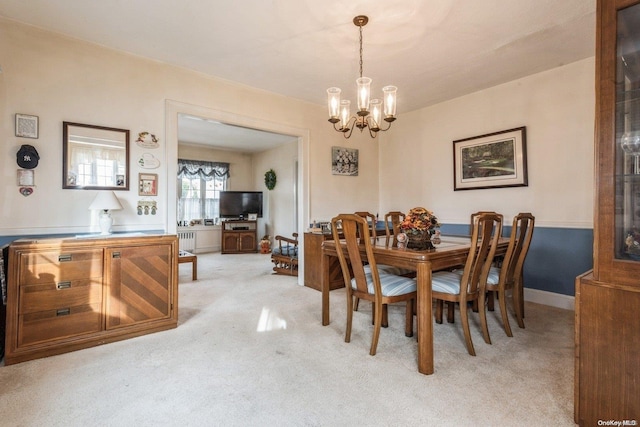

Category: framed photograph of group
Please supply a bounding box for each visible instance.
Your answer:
[453,126,528,191]
[332,146,359,176]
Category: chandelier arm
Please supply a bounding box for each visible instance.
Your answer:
[343,125,355,139]
[367,126,378,138]
[377,119,393,132]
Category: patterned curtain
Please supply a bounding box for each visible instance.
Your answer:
[177,159,230,180]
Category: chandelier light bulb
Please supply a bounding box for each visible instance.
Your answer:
[356,77,372,114]
[327,87,341,122]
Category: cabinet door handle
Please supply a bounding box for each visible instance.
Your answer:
[56,308,71,316]
[58,254,72,262]
[112,252,121,259]
[57,281,72,290]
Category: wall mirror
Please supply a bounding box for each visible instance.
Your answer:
[63,122,130,190]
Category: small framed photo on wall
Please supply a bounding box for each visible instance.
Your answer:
[332,146,359,176]
[138,173,158,196]
[15,114,39,139]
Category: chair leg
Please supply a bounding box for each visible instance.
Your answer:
[478,291,491,345]
[354,297,360,311]
[513,280,525,329]
[370,303,389,327]
[499,288,513,337]
[345,294,353,344]
[370,300,382,356]
[459,301,476,356]
[382,305,389,328]
[435,299,443,324]
[405,299,414,337]
[519,272,525,319]
[446,302,455,323]
[487,291,495,311]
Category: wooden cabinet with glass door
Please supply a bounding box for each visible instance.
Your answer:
[575,0,640,424]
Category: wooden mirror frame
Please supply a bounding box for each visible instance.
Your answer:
[63,121,130,190]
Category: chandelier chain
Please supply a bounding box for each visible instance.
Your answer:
[359,24,363,79]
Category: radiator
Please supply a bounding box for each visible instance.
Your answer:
[177,230,196,252]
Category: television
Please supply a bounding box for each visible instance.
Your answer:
[219,191,263,219]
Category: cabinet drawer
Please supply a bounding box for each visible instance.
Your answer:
[19,279,102,314]
[19,249,103,285]
[18,303,102,347]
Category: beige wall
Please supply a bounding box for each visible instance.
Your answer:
[380,58,595,228]
[253,141,298,240]
[1,17,594,241]
[0,17,375,239]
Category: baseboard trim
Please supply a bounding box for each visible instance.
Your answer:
[524,288,574,311]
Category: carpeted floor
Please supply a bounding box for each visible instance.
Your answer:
[0,252,576,426]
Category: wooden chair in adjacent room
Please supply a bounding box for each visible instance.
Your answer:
[479,212,535,342]
[331,214,417,356]
[431,212,502,356]
[271,233,299,276]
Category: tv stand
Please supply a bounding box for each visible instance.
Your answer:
[221,220,257,254]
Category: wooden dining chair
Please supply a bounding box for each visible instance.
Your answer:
[479,212,535,342]
[331,214,417,356]
[431,212,502,356]
[384,211,405,246]
[354,211,378,244]
[354,211,413,327]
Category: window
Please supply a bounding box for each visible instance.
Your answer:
[177,159,230,222]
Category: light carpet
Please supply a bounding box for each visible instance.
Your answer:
[0,252,575,426]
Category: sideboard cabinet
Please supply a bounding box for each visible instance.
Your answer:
[4,234,178,365]
[303,232,345,291]
[575,0,640,423]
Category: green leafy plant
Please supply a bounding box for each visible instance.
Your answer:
[264,169,277,190]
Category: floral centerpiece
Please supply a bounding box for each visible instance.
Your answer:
[399,207,439,249]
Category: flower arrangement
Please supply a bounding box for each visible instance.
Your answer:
[399,207,439,236]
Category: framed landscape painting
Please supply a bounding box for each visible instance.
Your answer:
[453,126,527,191]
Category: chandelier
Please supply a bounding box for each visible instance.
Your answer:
[327,15,397,139]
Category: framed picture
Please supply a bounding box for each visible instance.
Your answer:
[15,114,39,139]
[138,173,158,196]
[248,213,258,220]
[453,126,528,191]
[332,146,359,176]
[17,169,35,186]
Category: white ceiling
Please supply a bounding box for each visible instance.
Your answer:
[0,0,596,151]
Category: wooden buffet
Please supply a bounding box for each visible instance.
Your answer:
[303,232,344,291]
[4,234,178,365]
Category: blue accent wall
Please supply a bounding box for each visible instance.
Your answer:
[440,224,593,296]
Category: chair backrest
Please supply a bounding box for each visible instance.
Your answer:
[354,211,378,244]
[470,211,500,236]
[460,213,502,300]
[499,212,535,286]
[331,214,381,298]
[383,211,405,246]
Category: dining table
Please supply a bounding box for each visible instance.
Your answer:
[321,235,509,375]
